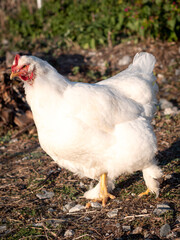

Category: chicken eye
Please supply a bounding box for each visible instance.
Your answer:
[22,65,26,69]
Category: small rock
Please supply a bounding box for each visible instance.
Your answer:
[107,209,118,218]
[157,74,167,83]
[62,202,76,212]
[116,223,121,228]
[151,119,156,125]
[90,202,102,208]
[153,203,172,216]
[36,190,54,200]
[160,224,171,237]
[142,209,148,214]
[159,98,173,110]
[0,225,7,233]
[132,226,143,234]
[122,225,131,232]
[164,174,173,180]
[164,107,179,115]
[166,231,177,238]
[84,216,91,221]
[144,231,150,238]
[32,223,43,227]
[46,219,66,227]
[118,55,131,66]
[64,229,74,237]
[88,51,96,57]
[175,69,180,76]
[69,204,85,213]
[9,138,18,144]
[0,146,6,150]
[48,208,55,212]
[2,39,9,45]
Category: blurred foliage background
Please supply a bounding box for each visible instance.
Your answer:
[0,0,179,54]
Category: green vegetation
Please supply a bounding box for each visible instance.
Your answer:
[2,0,179,51]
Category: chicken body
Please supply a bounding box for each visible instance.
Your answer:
[11,52,162,202]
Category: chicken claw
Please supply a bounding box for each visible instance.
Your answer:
[95,173,115,207]
[138,188,150,197]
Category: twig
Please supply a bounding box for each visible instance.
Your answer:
[123,213,150,219]
[42,224,60,239]
[12,122,34,138]
[37,169,61,187]
[73,234,90,240]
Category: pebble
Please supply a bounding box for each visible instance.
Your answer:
[122,225,131,232]
[164,107,179,115]
[69,204,85,213]
[2,39,9,45]
[164,174,173,180]
[118,55,131,66]
[9,138,18,143]
[64,229,74,237]
[116,223,121,228]
[107,209,118,218]
[0,146,6,150]
[166,231,177,238]
[153,203,172,216]
[157,74,167,83]
[132,226,143,234]
[48,208,55,212]
[36,190,54,200]
[0,225,7,233]
[142,209,148,214]
[90,202,102,208]
[63,202,76,212]
[159,98,173,110]
[160,224,171,237]
[46,219,66,227]
[175,69,180,76]
[32,223,43,227]
[84,216,91,221]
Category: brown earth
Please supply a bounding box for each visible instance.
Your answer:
[0,40,180,239]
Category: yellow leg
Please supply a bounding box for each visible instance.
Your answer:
[138,188,150,197]
[86,173,115,208]
[96,173,115,207]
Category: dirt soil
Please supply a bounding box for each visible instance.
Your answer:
[0,40,180,240]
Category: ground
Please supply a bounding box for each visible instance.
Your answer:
[0,41,180,239]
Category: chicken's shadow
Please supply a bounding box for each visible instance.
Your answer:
[157,139,180,193]
[156,139,180,166]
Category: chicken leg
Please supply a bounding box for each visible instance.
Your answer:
[138,188,150,197]
[96,173,115,207]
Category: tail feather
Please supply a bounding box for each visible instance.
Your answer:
[132,52,156,75]
[143,164,163,198]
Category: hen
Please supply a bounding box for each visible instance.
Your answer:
[10,52,162,206]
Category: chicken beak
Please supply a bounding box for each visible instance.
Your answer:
[10,72,20,80]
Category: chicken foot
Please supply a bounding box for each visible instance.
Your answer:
[138,188,150,197]
[94,173,115,207]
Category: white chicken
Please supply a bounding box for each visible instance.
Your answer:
[10,52,162,206]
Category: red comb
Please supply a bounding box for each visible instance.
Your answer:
[11,54,20,71]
